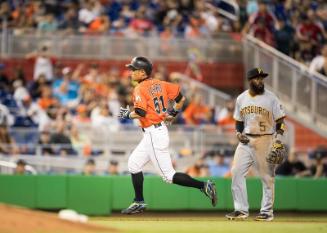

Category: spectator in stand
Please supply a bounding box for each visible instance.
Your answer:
[91,101,119,131]
[37,13,58,34]
[58,7,80,34]
[70,124,92,157]
[26,45,55,82]
[0,126,18,156]
[183,94,212,125]
[208,152,230,177]
[13,80,29,103]
[14,159,27,175]
[0,104,18,155]
[309,146,327,178]
[276,149,307,176]
[128,7,153,37]
[0,64,11,93]
[37,131,54,156]
[17,94,42,126]
[88,12,110,34]
[78,87,98,113]
[53,67,80,106]
[49,120,74,156]
[294,39,316,65]
[317,3,327,32]
[246,0,258,16]
[216,99,235,132]
[105,160,120,175]
[37,104,56,132]
[28,74,51,100]
[243,1,277,38]
[309,44,327,75]
[296,11,325,62]
[237,0,249,30]
[186,158,209,177]
[82,63,101,84]
[37,85,59,110]
[184,14,207,38]
[0,103,14,127]
[74,104,91,125]
[274,17,295,56]
[78,0,100,31]
[82,158,96,176]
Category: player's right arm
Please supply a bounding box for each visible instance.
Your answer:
[118,87,147,120]
[233,97,250,144]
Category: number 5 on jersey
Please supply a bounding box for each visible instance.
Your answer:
[259,121,266,132]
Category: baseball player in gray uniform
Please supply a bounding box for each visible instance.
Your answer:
[226,68,286,221]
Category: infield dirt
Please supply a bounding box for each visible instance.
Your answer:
[0,204,116,233]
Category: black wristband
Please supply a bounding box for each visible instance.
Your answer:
[168,109,179,117]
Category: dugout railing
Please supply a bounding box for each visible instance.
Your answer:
[243,35,327,138]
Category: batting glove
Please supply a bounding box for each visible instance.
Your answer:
[118,106,131,119]
[167,108,179,117]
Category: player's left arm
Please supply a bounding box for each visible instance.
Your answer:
[275,117,286,142]
[273,96,286,141]
[168,93,185,117]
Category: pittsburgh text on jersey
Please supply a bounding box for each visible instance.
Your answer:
[240,105,270,118]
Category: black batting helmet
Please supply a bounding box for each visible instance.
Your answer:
[126,56,153,76]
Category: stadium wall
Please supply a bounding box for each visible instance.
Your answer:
[0,175,326,215]
[1,59,244,93]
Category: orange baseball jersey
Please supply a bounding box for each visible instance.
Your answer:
[133,79,180,128]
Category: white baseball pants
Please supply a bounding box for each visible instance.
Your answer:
[128,123,176,183]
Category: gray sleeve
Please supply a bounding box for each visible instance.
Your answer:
[272,96,286,120]
[233,98,243,121]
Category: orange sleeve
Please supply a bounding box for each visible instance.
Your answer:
[164,81,180,100]
[133,86,147,111]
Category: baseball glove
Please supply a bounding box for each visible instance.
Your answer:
[266,140,286,165]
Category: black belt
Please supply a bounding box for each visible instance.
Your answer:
[142,122,162,132]
[246,133,273,137]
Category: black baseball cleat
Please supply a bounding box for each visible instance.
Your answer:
[255,213,274,221]
[201,180,217,207]
[121,201,147,215]
[225,211,249,220]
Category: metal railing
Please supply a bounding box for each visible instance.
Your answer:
[0,32,242,62]
[6,124,236,156]
[243,35,327,137]
[1,125,237,174]
[1,121,295,174]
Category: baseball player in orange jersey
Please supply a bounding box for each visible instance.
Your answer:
[118,56,217,214]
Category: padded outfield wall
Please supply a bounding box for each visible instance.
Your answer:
[0,175,326,215]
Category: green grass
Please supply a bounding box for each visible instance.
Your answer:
[92,212,327,233]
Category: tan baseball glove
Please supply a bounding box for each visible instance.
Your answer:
[266,140,286,165]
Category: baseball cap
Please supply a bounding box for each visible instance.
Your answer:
[247,68,268,80]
